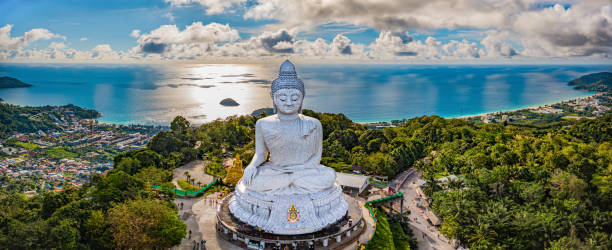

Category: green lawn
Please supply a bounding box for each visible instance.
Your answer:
[45,147,78,159]
[177,179,200,192]
[14,141,40,150]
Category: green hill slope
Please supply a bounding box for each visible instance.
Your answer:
[0,76,32,88]
[568,72,612,92]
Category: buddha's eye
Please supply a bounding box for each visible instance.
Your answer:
[291,95,298,101]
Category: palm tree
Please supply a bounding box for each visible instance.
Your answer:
[184,171,191,183]
[423,175,441,196]
[197,181,202,187]
[466,217,498,249]
[448,178,464,190]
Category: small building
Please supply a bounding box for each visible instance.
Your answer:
[426,211,441,226]
[336,172,369,195]
[437,174,459,183]
[482,115,494,123]
[2,147,19,155]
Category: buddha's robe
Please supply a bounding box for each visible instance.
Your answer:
[244,114,336,195]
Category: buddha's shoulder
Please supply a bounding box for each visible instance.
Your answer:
[255,114,321,127]
[299,114,322,127]
[256,115,278,125]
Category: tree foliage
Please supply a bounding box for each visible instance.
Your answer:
[107,199,185,249]
[2,110,611,249]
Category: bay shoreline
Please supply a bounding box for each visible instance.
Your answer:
[453,92,602,120]
[358,91,603,125]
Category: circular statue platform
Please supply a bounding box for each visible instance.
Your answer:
[216,192,365,249]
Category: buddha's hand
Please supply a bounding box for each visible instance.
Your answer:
[242,166,257,187]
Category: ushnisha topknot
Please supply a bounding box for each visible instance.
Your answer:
[270,60,305,97]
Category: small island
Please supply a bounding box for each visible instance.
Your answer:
[568,72,612,92]
[0,76,32,88]
[219,98,239,106]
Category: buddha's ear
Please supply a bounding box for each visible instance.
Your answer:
[298,93,304,113]
[271,93,277,114]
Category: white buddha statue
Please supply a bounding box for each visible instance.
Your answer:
[229,60,348,235]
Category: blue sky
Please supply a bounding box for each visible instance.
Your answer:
[0,0,610,63]
[1,0,246,50]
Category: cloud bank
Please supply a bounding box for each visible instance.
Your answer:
[1,1,611,62]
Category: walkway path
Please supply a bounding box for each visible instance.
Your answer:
[192,194,242,250]
[172,160,213,188]
[172,197,205,250]
[171,160,228,250]
[394,169,454,250]
[342,200,376,249]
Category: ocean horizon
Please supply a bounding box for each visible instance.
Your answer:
[0,63,609,125]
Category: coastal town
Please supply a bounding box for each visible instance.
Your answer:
[465,93,612,125]
[0,105,164,195]
[361,93,612,129]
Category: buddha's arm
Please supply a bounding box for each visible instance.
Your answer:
[242,120,268,186]
[302,120,323,168]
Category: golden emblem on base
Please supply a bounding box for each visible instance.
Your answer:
[287,202,299,223]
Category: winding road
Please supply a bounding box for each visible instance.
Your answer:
[393,169,454,250]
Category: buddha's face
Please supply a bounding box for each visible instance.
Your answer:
[273,88,303,115]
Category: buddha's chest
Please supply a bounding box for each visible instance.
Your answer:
[261,122,314,162]
[262,124,305,148]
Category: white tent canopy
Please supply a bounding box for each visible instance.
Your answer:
[336,172,369,194]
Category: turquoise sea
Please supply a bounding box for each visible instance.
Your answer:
[0,63,609,125]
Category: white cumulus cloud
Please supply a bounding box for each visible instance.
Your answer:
[48,42,66,49]
[130,29,141,38]
[165,0,246,15]
[0,24,65,51]
[133,22,239,58]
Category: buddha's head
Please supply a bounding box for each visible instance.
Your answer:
[270,60,305,115]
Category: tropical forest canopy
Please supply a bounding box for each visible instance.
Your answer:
[1,108,611,249]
